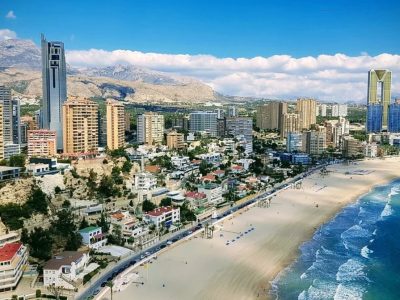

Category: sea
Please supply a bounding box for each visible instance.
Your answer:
[270,179,400,300]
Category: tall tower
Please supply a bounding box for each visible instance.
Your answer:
[137,112,164,145]
[367,69,391,128]
[106,99,125,150]
[41,34,67,150]
[296,98,317,130]
[256,102,287,130]
[62,97,99,154]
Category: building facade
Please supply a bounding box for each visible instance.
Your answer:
[256,102,287,130]
[189,111,218,137]
[62,98,99,155]
[331,104,348,117]
[367,69,391,129]
[280,113,300,138]
[286,132,303,152]
[0,242,28,292]
[143,206,180,228]
[388,103,400,133]
[137,112,164,145]
[296,98,316,130]
[41,34,67,149]
[366,104,383,133]
[78,226,107,250]
[225,117,253,154]
[167,131,185,150]
[106,99,125,150]
[27,130,57,157]
[302,130,326,155]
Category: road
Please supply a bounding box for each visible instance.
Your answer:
[77,161,337,300]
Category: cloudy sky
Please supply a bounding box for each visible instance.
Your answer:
[1,0,399,102]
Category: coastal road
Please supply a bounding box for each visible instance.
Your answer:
[77,162,337,300]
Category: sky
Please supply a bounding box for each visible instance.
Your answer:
[1,0,400,101]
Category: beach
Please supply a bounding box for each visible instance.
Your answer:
[107,158,400,300]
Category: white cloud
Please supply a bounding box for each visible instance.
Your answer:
[66,48,400,102]
[0,29,17,41]
[5,11,16,19]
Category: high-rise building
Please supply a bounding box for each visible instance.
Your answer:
[388,103,400,133]
[256,102,287,130]
[124,111,131,132]
[296,98,316,130]
[227,106,237,117]
[189,111,218,137]
[171,115,189,131]
[41,34,67,150]
[366,104,383,133]
[280,113,300,138]
[331,104,348,117]
[0,87,21,145]
[217,118,226,138]
[286,133,303,152]
[62,97,99,154]
[27,130,57,158]
[319,104,327,117]
[106,99,125,150]
[226,117,253,154]
[166,131,185,150]
[302,130,326,155]
[215,108,225,119]
[137,112,164,145]
[0,104,4,160]
[367,69,391,128]
[342,136,364,158]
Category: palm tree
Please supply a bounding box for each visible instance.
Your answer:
[107,281,114,300]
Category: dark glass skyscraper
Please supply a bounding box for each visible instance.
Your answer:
[366,104,383,133]
[388,103,400,133]
[41,34,67,150]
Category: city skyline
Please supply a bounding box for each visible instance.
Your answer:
[1,1,399,102]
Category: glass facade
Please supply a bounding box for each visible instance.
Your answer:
[388,103,400,133]
[366,104,383,133]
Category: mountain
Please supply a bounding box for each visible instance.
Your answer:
[0,39,229,104]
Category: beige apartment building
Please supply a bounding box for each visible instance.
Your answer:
[27,130,57,157]
[62,97,99,155]
[256,102,287,130]
[0,105,3,160]
[124,111,131,132]
[280,113,301,138]
[167,131,185,150]
[137,112,164,145]
[296,98,317,130]
[106,99,125,150]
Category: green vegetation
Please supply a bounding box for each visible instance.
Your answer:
[21,104,41,116]
[179,201,196,222]
[150,155,173,169]
[142,200,157,212]
[160,198,172,207]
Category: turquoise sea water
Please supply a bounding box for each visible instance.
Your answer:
[270,179,400,300]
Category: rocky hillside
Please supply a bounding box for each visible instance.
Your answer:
[0,39,228,104]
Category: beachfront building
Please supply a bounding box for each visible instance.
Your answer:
[287,132,303,152]
[43,251,90,289]
[198,184,224,205]
[302,130,326,155]
[364,143,378,158]
[143,206,180,228]
[78,226,107,250]
[0,242,28,292]
[342,136,364,158]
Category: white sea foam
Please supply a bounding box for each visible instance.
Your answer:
[360,245,373,259]
[300,272,307,280]
[372,229,377,235]
[336,259,366,282]
[380,203,393,218]
[304,280,337,299]
[298,290,307,300]
[333,283,364,300]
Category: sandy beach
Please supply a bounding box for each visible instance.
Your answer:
[106,158,400,300]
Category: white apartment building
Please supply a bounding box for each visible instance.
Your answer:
[364,143,378,158]
[197,152,221,164]
[43,251,90,289]
[137,112,164,145]
[331,104,348,117]
[171,156,191,170]
[78,226,107,250]
[0,242,28,292]
[143,206,180,228]
[198,184,223,205]
[134,172,157,191]
[189,111,218,137]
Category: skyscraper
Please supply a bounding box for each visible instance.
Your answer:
[256,102,287,130]
[296,98,316,130]
[302,129,326,155]
[106,99,125,150]
[280,113,300,138]
[137,112,165,145]
[366,104,383,133]
[367,69,391,128]
[226,117,253,154]
[388,103,400,133]
[41,34,67,150]
[331,104,348,117]
[62,97,99,154]
[189,111,218,137]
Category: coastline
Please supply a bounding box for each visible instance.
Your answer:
[110,158,400,300]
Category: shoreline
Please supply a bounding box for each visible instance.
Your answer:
[110,158,400,300]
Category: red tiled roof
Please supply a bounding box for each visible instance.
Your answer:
[185,191,206,199]
[232,165,243,170]
[202,174,216,181]
[213,170,225,175]
[145,165,161,173]
[0,242,22,262]
[146,206,175,217]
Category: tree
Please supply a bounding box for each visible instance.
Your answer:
[61,199,71,208]
[51,209,76,236]
[97,213,110,233]
[121,160,132,173]
[111,167,123,185]
[79,217,90,229]
[199,161,211,176]
[9,154,26,169]
[54,186,62,194]
[29,227,53,260]
[65,232,82,251]
[142,200,156,212]
[160,198,172,207]
[21,228,29,244]
[25,186,48,215]
[180,201,196,222]
[107,224,124,246]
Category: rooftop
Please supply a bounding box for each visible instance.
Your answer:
[0,242,22,262]
[79,226,100,234]
[44,251,86,270]
[185,191,207,199]
[0,166,21,172]
[146,206,176,217]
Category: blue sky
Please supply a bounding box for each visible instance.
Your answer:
[1,0,399,101]
[1,0,399,57]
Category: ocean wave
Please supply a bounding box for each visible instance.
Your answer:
[388,186,400,197]
[380,203,393,218]
[301,280,337,299]
[336,259,367,282]
[333,283,364,300]
[360,245,373,259]
[341,225,371,241]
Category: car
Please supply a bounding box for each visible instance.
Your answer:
[93,289,100,295]
[172,238,178,242]
[101,282,107,287]
[145,251,151,256]
[156,247,161,251]
[140,255,145,259]
[166,241,173,245]
[160,244,166,249]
